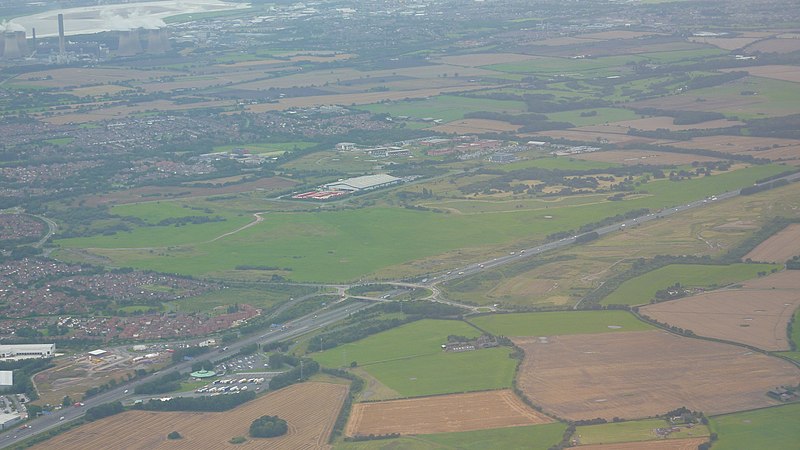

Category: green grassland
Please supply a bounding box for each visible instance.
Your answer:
[576,419,710,445]
[55,164,787,282]
[469,311,652,336]
[709,404,800,450]
[313,320,481,367]
[335,423,567,450]
[777,307,800,362]
[357,95,527,122]
[312,320,515,397]
[601,263,781,306]
[362,347,516,397]
[545,107,640,126]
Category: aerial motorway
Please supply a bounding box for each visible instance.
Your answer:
[0,300,374,449]
[5,170,798,448]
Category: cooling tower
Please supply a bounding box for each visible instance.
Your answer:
[117,28,143,56]
[146,28,165,53]
[15,31,28,56]
[3,32,21,59]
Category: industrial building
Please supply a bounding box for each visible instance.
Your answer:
[0,344,55,361]
[322,174,401,192]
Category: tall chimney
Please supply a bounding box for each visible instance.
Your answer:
[58,13,65,55]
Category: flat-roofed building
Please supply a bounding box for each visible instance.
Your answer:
[323,174,401,192]
[0,344,55,361]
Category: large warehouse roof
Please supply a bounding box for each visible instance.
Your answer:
[324,173,400,191]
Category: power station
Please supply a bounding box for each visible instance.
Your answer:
[0,13,171,62]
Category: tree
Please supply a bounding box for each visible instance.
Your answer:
[62,395,73,408]
[249,415,288,438]
[167,431,182,440]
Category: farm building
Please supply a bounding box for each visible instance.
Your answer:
[323,174,401,192]
[0,344,55,361]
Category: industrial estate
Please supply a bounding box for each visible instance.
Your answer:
[0,0,799,449]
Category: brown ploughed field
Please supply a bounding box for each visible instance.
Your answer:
[640,282,800,351]
[514,331,799,421]
[34,382,347,450]
[345,389,552,436]
[577,438,709,450]
[744,224,800,263]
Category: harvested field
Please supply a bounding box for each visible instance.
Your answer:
[526,130,655,146]
[586,116,743,132]
[431,118,521,134]
[436,53,540,67]
[345,389,552,437]
[740,269,800,290]
[577,438,709,450]
[11,68,180,89]
[35,382,347,450]
[514,330,799,421]
[721,65,800,84]
[688,36,763,50]
[660,136,800,162]
[639,283,800,351]
[574,150,719,166]
[244,84,494,113]
[745,224,800,263]
[628,94,763,115]
[745,38,800,54]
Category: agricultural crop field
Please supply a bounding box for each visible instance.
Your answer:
[575,418,710,445]
[639,270,800,350]
[313,320,515,398]
[34,382,347,450]
[514,330,799,421]
[601,263,780,306]
[468,311,651,336]
[345,390,552,436]
[709,403,800,450]
[335,423,567,450]
[575,439,710,450]
[744,223,800,263]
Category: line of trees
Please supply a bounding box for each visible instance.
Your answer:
[136,391,255,412]
[84,401,124,422]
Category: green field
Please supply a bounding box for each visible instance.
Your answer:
[335,423,567,450]
[362,347,516,397]
[313,320,481,367]
[545,107,640,127]
[312,319,516,397]
[601,263,781,306]
[468,311,652,336]
[709,404,800,450]
[55,164,786,282]
[576,419,710,445]
[358,95,527,123]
